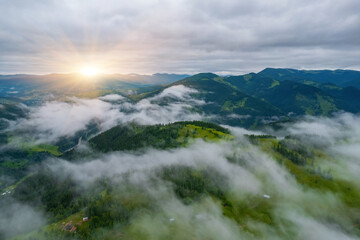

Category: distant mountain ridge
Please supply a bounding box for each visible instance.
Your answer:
[128,68,360,126]
[258,68,360,87]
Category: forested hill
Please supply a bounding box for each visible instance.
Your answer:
[89,121,232,152]
[128,69,360,121]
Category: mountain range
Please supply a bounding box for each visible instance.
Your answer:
[124,68,360,127]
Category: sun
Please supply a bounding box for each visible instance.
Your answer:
[80,66,100,77]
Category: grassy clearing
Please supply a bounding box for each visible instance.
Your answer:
[0,159,28,168]
[8,136,62,156]
[269,80,280,88]
[2,174,33,194]
[221,98,248,112]
[25,144,62,156]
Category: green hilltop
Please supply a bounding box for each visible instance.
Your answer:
[89,121,233,152]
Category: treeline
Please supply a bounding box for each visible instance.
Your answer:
[245,134,276,145]
[282,136,315,158]
[273,139,333,180]
[274,142,307,166]
[309,166,333,181]
[174,121,231,134]
[89,123,181,152]
[160,165,227,204]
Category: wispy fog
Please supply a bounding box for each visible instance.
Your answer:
[11,85,204,143]
[0,199,46,239]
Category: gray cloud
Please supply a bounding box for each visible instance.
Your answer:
[0,0,359,74]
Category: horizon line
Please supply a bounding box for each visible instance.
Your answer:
[1,67,360,77]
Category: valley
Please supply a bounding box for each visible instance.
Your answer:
[1,69,360,239]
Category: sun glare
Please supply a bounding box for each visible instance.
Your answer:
[80,67,100,77]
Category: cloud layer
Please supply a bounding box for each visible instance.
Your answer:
[0,0,359,74]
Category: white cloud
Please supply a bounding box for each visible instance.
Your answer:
[12,85,205,142]
[17,97,121,142]
[152,85,200,101]
[98,94,125,101]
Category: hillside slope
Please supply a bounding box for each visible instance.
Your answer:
[223,75,352,115]
[172,73,285,126]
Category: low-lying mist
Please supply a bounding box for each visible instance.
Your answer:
[6,85,205,144]
[41,113,360,239]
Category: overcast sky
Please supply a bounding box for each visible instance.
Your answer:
[0,0,359,74]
